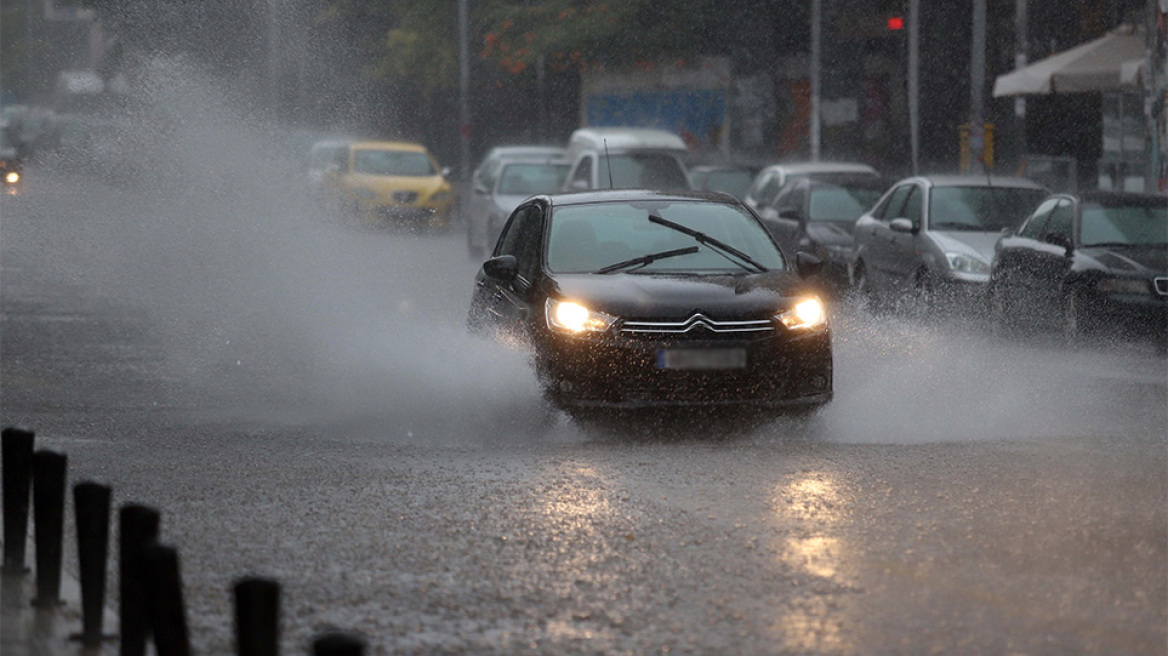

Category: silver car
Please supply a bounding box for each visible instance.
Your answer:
[851,175,1049,310]
[465,156,570,257]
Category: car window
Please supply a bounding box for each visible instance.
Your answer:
[928,187,1048,232]
[1079,199,1168,246]
[901,186,922,224]
[496,204,542,273]
[1045,199,1073,239]
[351,149,435,176]
[571,156,593,188]
[545,200,786,274]
[597,153,689,190]
[756,174,784,206]
[881,185,913,222]
[1018,198,1059,239]
[772,185,803,215]
[808,185,884,222]
[497,163,570,196]
[746,171,774,201]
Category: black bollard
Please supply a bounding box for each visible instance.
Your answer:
[312,632,366,656]
[31,449,67,607]
[2,426,35,575]
[119,504,160,656]
[234,577,281,656]
[72,481,114,646]
[143,543,191,656]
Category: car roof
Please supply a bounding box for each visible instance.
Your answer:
[911,175,1047,189]
[347,140,429,152]
[540,188,743,208]
[761,161,878,176]
[485,145,565,158]
[568,128,688,152]
[1072,189,1168,204]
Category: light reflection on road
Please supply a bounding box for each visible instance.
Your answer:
[772,473,854,653]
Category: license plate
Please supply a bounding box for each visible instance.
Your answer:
[657,348,747,370]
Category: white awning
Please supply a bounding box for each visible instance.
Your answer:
[992,24,1146,97]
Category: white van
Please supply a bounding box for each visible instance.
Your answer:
[562,127,692,192]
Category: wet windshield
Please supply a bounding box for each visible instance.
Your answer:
[545,200,785,273]
[929,187,1048,232]
[352,149,436,176]
[1080,200,1168,246]
[497,162,569,195]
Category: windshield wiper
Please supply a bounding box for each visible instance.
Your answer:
[648,214,769,272]
[597,246,699,274]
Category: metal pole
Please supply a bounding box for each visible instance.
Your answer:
[1014,0,1029,162]
[908,0,920,174]
[810,0,821,162]
[971,0,987,168]
[459,0,471,181]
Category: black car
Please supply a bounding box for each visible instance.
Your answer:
[467,189,833,413]
[988,190,1167,342]
[757,176,890,293]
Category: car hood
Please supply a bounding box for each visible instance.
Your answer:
[548,271,807,320]
[1080,245,1167,275]
[928,230,1004,263]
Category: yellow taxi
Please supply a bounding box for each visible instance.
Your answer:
[308,139,455,229]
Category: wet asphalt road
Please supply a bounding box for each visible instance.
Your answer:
[2,170,1166,655]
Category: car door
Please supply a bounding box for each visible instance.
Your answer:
[994,197,1057,306]
[886,183,924,290]
[857,183,912,290]
[1024,198,1076,323]
[482,202,546,332]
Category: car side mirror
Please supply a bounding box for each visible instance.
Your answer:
[1044,232,1074,257]
[889,218,917,234]
[441,166,452,178]
[795,251,823,279]
[483,255,519,281]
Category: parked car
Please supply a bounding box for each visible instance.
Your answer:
[471,145,565,186]
[988,190,1167,343]
[757,176,891,293]
[742,161,880,213]
[466,189,832,415]
[306,139,455,230]
[561,128,692,192]
[851,175,1048,311]
[688,163,760,200]
[465,156,571,257]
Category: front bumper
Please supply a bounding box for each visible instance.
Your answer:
[535,326,833,409]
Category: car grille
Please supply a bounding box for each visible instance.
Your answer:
[391,191,419,204]
[621,313,774,335]
[1156,277,1168,297]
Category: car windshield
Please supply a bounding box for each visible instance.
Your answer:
[809,185,884,223]
[1080,200,1168,247]
[352,149,436,176]
[545,200,785,274]
[928,186,1047,232]
[597,153,690,190]
[497,162,570,196]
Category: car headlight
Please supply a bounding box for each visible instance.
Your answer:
[430,190,453,203]
[546,298,618,334]
[1096,277,1150,295]
[944,252,991,275]
[777,298,827,331]
[4,171,19,184]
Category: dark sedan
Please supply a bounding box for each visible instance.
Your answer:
[988,190,1167,343]
[467,190,833,413]
[757,176,890,293]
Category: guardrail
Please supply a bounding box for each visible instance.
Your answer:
[2,425,367,655]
